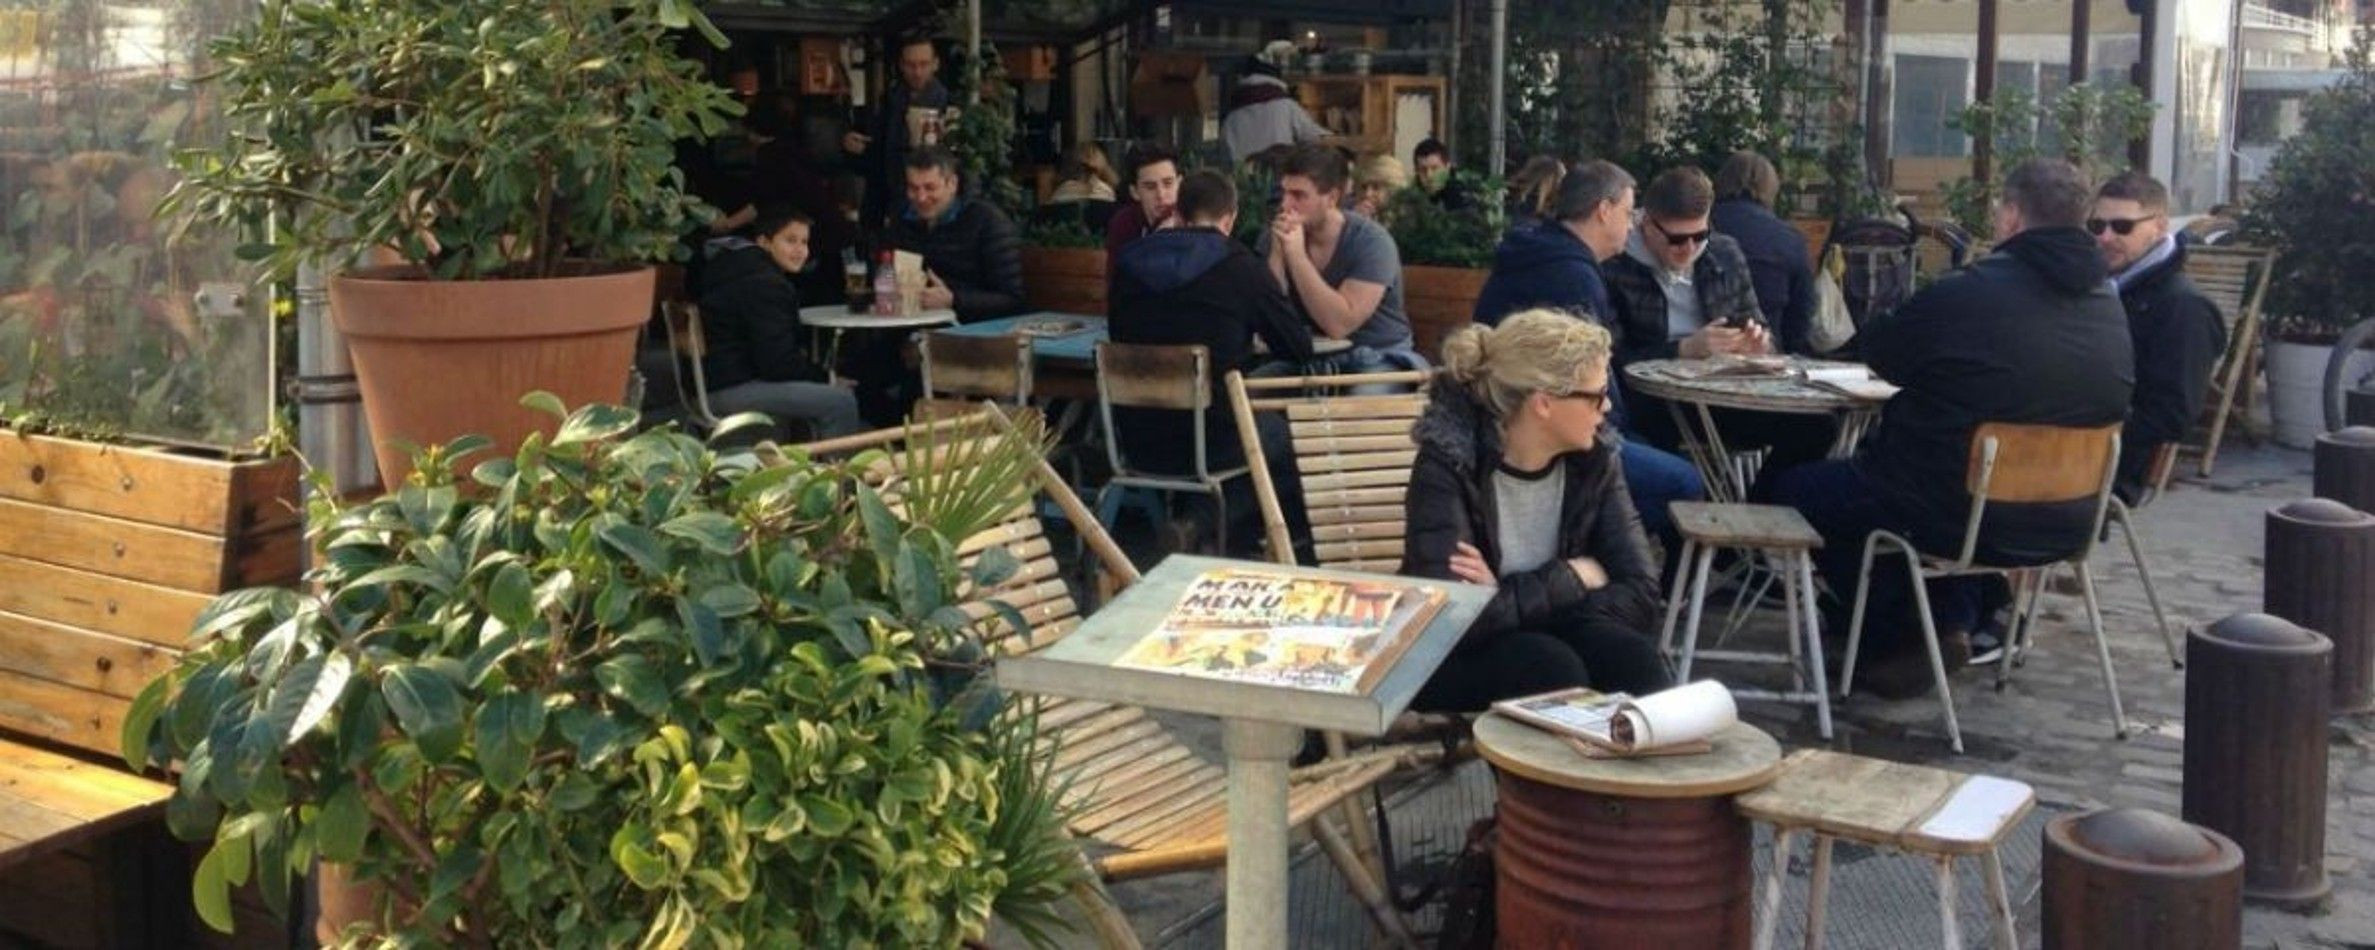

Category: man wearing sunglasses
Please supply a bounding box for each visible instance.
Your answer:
[2093,171,2225,503]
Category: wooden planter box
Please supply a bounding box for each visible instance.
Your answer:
[1405,264,1489,364]
[1021,246,1107,316]
[0,430,302,751]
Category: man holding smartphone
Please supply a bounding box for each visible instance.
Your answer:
[1602,166,1768,367]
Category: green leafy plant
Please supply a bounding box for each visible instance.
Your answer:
[159,0,742,282]
[1939,81,2157,238]
[2246,27,2375,342]
[124,397,1084,946]
[1021,208,1102,250]
[1383,172,1509,269]
[946,38,1025,214]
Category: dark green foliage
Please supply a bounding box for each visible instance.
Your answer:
[2247,28,2375,340]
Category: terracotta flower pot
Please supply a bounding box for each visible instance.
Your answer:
[315,862,385,943]
[330,264,654,486]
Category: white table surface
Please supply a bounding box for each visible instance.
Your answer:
[999,553,1492,948]
[797,304,957,330]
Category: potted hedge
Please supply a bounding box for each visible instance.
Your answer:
[2246,28,2375,448]
[1019,209,1107,315]
[123,401,1086,945]
[1383,174,1503,363]
[162,0,740,486]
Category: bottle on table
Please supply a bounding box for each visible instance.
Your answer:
[843,246,872,314]
[871,249,899,316]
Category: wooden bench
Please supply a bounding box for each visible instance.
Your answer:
[0,431,302,943]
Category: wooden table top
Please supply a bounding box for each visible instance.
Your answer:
[1735,749,2036,855]
[1474,712,1782,799]
[1624,358,1887,415]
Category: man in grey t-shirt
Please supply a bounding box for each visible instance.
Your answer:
[1257,145,1416,374]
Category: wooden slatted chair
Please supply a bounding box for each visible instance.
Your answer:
[794,408,1423,947]
[918,331,1033,418]
[2179,244,2275,476]
[1223,369,1438,895]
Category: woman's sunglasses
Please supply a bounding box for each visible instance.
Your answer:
[1553,386,1613,410]
[2085,216,2159,237]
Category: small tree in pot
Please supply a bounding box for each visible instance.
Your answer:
[2246,27,2375,444]
[124,403,1087,945]
[162,0,741,486]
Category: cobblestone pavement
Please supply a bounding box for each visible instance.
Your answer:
[1076,441,2374,948]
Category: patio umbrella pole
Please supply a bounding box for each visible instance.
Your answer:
[1487,0,1506,172]
[968,0,982,106]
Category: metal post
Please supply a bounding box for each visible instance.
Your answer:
[1487,0,1506,173]
[1972,0,1999,190]
[2068,0,2091,85]
[293,259,376,500]
[967,0,982,106]
[2181,613,2332,905]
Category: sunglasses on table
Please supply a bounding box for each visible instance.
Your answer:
[2085,216,2160,236]
[1648,219,1712,247]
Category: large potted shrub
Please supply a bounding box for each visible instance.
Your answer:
[1384,175,1504,362]
[163,0,740,486]
[124,402,1085,944]
[1019,209,1107,315]
[2247,28,2375,447]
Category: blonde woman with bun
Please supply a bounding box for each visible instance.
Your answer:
[1399,309,1671,710]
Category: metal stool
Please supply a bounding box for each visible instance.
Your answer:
[1659,502,1833,739]
[1740,750,2036,950]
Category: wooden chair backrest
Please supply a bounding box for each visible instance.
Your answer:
[1966,422,2121,504]
[1229,370,1432,572]
[1095,342,1210,411]
[921,332,1033,404]
[2180,245,2273,333]
[661,301,707,359]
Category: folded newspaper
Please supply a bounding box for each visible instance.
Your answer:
[1493,680,1738,757]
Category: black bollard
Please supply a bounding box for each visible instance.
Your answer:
[2351,387,2375,428]
[2041,808,2242,950]
[2314,426,2375,515]
[2263,498,2375,714]
[2181,613,2331,906]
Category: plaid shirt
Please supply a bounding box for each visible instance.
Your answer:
[1600,232,1762,366]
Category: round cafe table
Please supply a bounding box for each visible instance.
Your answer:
[798,304,957,383]
[1474,711,1782,950]
[1623,358,1891,503]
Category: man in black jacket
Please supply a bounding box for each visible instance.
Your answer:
[1109,169,1314,555]
[2093,171,2225,501]
[886,146,1025,324]
[843,35,951,228]
[1771,158,2135,696]
[1710,151,1818,355]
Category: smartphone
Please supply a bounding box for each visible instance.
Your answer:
[1723,311,1758,330]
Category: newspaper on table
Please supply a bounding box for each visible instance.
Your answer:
[1493,680,1739,758]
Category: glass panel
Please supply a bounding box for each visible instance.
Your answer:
[0,0,272,451]
[1892,54,1971,159]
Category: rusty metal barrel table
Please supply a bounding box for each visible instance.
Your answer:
[2315,427,2375,515]
[1473,713,1782,949]
[2041,807,2243,949]
[2263,499,2375,714]
[2182,613,2332,905]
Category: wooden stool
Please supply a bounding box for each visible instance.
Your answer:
[1475,713,1782,949]
[1658,502,1833,739]
[1736,750,2037,950]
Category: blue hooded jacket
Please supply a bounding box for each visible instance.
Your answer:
[1472,219,1613,328]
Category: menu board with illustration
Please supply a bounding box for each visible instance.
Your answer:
[1113,568,1447,694]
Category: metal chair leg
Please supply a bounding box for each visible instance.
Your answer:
[1982,848,2017,950]
[1677,544,1720,682]
[2111,502,2183,669]
[1796,553,1834,741]
[1659,540,1700,663]
[1839,534,1887,698]
[1900,550,1964,753]
[2075,560,2130,739]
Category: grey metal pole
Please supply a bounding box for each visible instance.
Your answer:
[1487,0,1507,173]
[968,0,983,106]
[293,258,375,501]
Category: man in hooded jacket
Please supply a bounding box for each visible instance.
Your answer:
[1770,159,2135,696]
[1109,169,1316,555]
[1220,42,1328,163]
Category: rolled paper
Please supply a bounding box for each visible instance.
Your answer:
[1615,679,1738,750]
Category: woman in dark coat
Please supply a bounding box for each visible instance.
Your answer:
[1399,309,1672,711]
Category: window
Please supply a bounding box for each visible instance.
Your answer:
[1893,54,1970,158]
